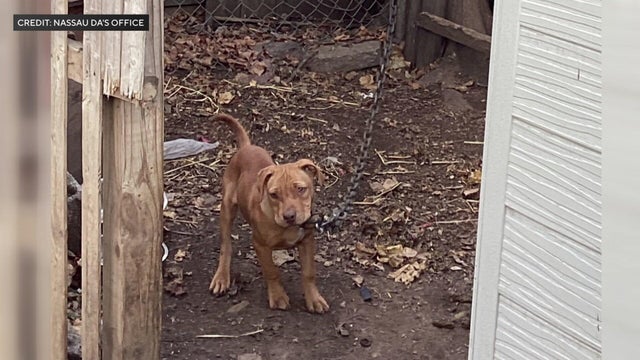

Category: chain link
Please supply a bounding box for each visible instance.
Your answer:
[314,0,398,233]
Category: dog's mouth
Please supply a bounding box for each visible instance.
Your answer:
[276,215,310,228]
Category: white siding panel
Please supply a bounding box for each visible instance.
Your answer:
[505,176,600,252]
[521,0,601,51]
[500,211,600,341]
[510,120,600,202]
[496,296,600,360]
[493,0,603,358]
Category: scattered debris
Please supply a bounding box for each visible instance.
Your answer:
[197,328,264,339]
[164,264,186,297]
[174,249,189,262]
[164,138,220,160]
[360,338,372,348]
[468,169,483,184]
[337,323,350,337]
[388,261,428,285]
[462,187,480,199]
[432,320,455,329]
[272,250,295,267]
[227,300,250,314]
[360,286,373,302]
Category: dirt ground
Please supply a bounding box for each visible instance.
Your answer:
[158,17,487,360]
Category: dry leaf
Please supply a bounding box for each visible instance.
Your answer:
[174,249,188,262]
[468,169,482,184]
[403,247,418,258]
[272,250,295,267]
[352,275,364,287]
[359,74,377,90]
[388,255,404,268]
[356,242,377,256]
[382,178,399,191]
[344,71,358,81]
[217,91,235,105]
[409,82,421,90]
[388,261,427,284]
[249,61,267,76]
[163,210,177,219]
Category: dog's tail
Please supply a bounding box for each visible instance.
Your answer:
[214,113,251,148]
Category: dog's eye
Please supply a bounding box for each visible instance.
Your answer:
[297,186,306,194]
[269,192,278,199]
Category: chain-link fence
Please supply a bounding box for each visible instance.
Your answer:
[166,0,389,33]
[164,0,392,71]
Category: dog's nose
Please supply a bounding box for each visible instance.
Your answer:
[283,210,297,224]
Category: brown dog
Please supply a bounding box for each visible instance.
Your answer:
[208,113,329,313]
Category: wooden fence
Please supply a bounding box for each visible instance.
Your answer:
[395,0,493,67]
[50,0,164,358]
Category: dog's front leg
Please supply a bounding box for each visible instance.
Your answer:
[298,234,329,313]
[209,198,237,295]
[254,238,290,310]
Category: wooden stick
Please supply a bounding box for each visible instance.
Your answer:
[197,328,264,339]
[436,219,478,225]
[312,97,361,107]
[431,160,460,165]
[164,158,218,175]
[375,150,416,165]
[307,116,328,124]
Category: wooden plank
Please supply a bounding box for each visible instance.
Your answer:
[102,0,123,95]
[67,39,83,84]
[403,0,421,64]
[416,12,492,54]
[102,0,163,358]
[118,0,147,99]
[414,0,447,67]
[81,0,103,359]
[394,0,408,43]
[50,0,68,358]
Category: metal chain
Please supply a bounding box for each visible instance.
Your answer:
[314,0,398,233]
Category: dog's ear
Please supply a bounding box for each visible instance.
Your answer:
[296,159,325,186]
[257,166,276,197]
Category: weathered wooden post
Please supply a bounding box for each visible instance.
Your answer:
[100,0,164,358]
[50,0,69,358]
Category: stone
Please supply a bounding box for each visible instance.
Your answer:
[67,172,82,256]
[306,40,381,73]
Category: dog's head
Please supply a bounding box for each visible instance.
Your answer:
[257,159,324,227]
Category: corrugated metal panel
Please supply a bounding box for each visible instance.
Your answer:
[494,0,603,357]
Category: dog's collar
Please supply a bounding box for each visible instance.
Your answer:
[301,214,322,231]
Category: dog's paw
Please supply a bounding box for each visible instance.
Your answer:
[267,286,290,310]
[209,271,230,295]
[305,292,330,314]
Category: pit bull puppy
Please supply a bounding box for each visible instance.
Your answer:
[208,113,329,313]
